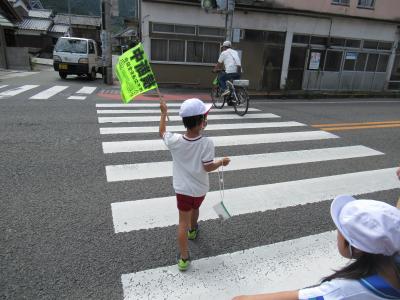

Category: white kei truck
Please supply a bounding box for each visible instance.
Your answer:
[53,37,103,80]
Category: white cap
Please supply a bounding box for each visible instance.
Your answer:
[222,41,232,48]
[331,195,400,256]
[179,98,212,118]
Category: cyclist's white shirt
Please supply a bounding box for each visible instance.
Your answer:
[218,48,241,74]
[162,132,215,197]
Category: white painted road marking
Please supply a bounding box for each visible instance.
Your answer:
[68,96,86,100]
[111,167,398,232]
[0,85,8,89]
[30,86,69,99]
[97,108,261,114]
[77,86,97,94]
[106,146,383,182]
[102,131,338,154]
[98,113,281,123]
[99,121,306,134]
[97,103,198,108]
[121,231,346,300]
[0,85,39,98]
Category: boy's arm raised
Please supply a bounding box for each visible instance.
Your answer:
[159,99,168,138]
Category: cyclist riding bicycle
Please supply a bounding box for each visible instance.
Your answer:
[213,41,242,100]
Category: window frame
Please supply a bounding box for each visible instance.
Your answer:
[331,0,350,6]
[152,22,196,36]
[357,0,375,9]
[150,38,220,66]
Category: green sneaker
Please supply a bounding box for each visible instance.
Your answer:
[178,257,190,271]
[187,225,198,240]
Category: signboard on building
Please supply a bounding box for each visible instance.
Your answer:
[346,52,358,60]
[309,52,321,70]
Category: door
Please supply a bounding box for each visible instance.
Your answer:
[287,47,307,90]
[261,45,284,91]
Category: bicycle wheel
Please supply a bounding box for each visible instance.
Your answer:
[233,87,249,116]
[211,86,225,109]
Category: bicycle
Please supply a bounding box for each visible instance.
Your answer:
[211,74,250,116]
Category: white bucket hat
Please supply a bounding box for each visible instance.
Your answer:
[331,195,400,256]
[179,98,212,118]
[222,41,232,48]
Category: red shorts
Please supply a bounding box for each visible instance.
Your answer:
[176,193,205,211]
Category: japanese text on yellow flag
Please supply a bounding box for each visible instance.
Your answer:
[115,43,158,103]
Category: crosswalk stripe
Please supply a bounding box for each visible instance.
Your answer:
[97,108,261,114]
[106,146,383,182]
[102,131,338,154]
[0,85,39,97]
[121,231,346,300]
[29,86,69,99]
[68,96,86,100]
[77,86,97,94]
[99,121,307,134]
[97,103,195,108]
[0,85,8,89]
[98,113,280,123]
[111,167,397,232]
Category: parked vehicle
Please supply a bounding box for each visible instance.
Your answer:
[53,37,102,80]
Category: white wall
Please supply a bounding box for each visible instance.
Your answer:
[142,2,398,44]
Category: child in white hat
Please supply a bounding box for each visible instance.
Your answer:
[233,195,400,300]
[159,98,230,271]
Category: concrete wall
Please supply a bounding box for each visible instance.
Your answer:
[259,0,400,22]
[142,2,398,89]
[6,47,31,70]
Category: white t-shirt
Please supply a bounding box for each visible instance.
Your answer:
[218,48,241,74]
[163,132,215,197]
[299,275,400,300]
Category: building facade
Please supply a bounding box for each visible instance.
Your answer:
[141,0,400,91]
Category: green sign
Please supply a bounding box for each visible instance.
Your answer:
[115,43,158,103]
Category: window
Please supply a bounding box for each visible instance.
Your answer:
[363,40,378,50]
[355,53,368,71]
[152,23,195,35]
[344,52,358,71]
[150,39,220,64]
[332,0,350,5]
[203,42,220,63]
[345,39,361,48]
[366,53,379,71]
[151,39,168,61]
[198,26,224,37]
[292,34,310,44]
[310,36,328,46]
[324,50,343,71]
[187,41,203,63]
[377,54,390,72]
[329,37,346,47]
[168,40,185,61]
[358,0,375,8]
[378,42,392,51]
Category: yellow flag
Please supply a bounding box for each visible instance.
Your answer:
[115,43,158,103]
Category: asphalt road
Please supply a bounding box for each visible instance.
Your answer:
[1,70,399,299]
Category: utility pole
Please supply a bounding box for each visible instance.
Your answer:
[101,0,113,85]
[225,0,234,41]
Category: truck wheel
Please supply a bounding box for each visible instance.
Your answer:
[59,72,67,79]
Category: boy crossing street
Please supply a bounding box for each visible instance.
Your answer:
[159,98,230,271]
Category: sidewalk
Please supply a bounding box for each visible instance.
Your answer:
[98,85,400,101]
[0,68,38,80]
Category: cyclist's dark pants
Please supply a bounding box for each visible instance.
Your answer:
[219,72,240,91]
